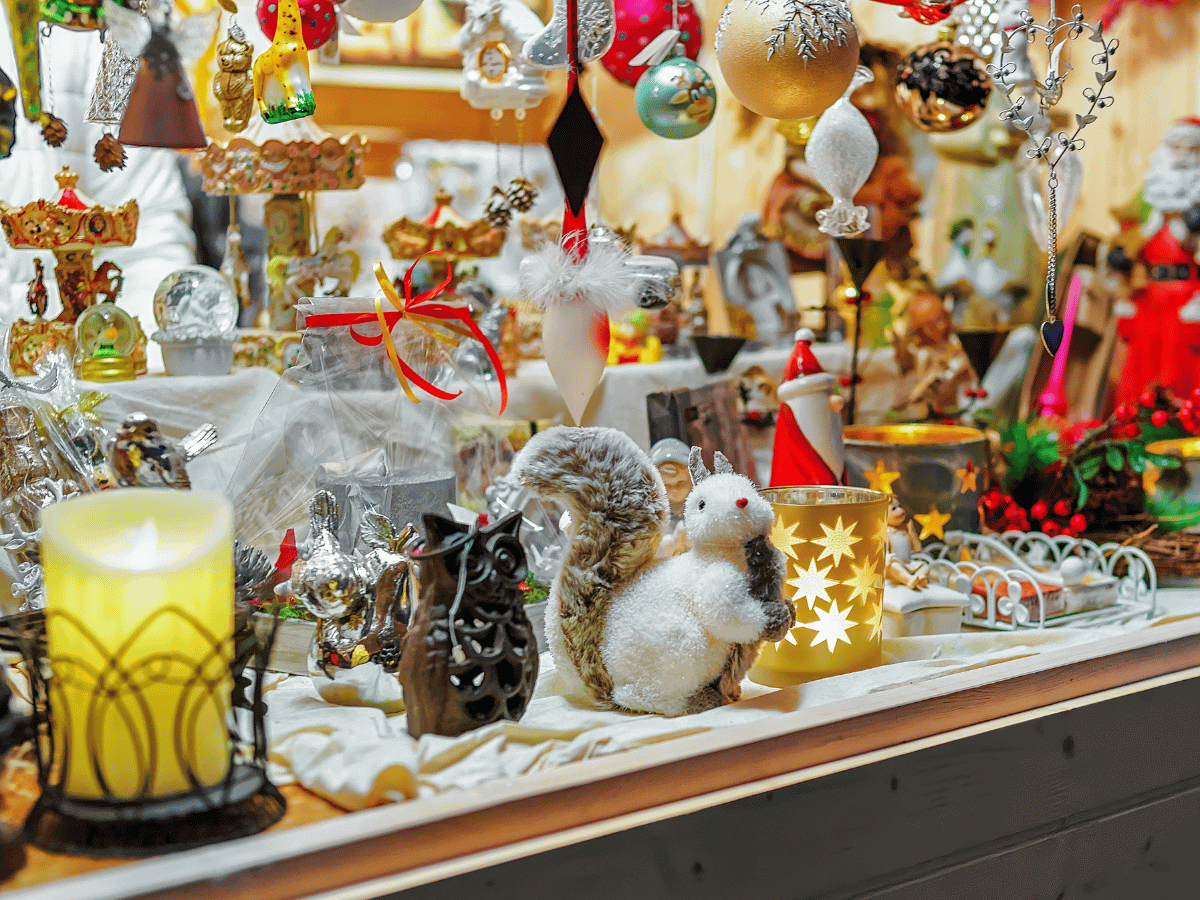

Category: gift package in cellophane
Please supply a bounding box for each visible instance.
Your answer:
[226,261,508,557]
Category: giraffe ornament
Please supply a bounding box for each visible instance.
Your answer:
[254,0,316,124]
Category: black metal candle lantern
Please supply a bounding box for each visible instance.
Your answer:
[17,609,286,857]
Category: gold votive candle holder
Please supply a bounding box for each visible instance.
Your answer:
[843,423,987,535]
[749,486,889,687]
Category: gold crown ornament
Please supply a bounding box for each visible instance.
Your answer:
[0,167,138,322]
[382,190,507,263]
[199,115,367,195]
[637,213,710,268]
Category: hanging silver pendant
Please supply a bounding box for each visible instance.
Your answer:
[988,3,1117,354]
[87,31,139,125]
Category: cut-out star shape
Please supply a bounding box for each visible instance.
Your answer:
[844,556,883,604]
[769,515,806,560]
[864,460,901,495]
[787,558,838,609]
[863,598,883,641]
[1144,467,1161,497]
[913,504,952,541]
[800,599,857,652]
[956,460,978,494]
[812,516,861,567]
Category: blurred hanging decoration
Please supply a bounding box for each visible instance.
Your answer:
[895,41,991,133]
[41,0,105,27]
[601,0,702,88]
[519,0,618,422]
[806,65,878,238]
[3,0,68,144]
[258,0,338,50]
[457,0,549,227]
[336,0,423,22]
[714,0,859,121]
[866,0,966,25]
[627,0,715,140]
[106,0,209,148]
[989,1,1118,355]
[522,0,614,69]
[253,0,315,122]
[213,21,255,133]
[0,67,15,159]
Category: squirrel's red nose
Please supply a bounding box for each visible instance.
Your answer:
[736,497,749,509]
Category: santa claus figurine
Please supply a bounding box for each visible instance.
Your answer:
[770,329,848,487]
[1109,118,1200,405]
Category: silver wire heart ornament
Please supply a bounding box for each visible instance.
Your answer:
[988,3,1118,355]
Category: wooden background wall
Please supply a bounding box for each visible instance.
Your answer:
[253,0,1200,281]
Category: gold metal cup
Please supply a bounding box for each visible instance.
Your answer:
[749,486,889,687]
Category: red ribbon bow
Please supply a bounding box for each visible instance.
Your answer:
[303,251,508,414]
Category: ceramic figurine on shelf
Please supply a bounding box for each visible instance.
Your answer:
[606,310,662,365]
[884,496,929,590]
[1108,119,1200,407]
[889,290,978,419]
[293,492,407,712]
[400,511,538,737]
[110,413,217,489]
[770,328,847,488]
[515,427,795,717]
[253,0,316,123]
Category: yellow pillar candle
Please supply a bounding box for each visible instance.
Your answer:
[41,490,234,800]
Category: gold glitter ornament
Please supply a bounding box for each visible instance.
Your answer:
[714,0,860,121]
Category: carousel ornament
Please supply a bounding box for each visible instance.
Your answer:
[896,41,992,133]
[988,1,1118,355]
[0,167,138,323]
[213,21,255,133]
[714,0,859,121]
[805,66,878,238]
[253,0,316,123]
[106,0,209,149]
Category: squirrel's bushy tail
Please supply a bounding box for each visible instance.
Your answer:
[512,426,669,704]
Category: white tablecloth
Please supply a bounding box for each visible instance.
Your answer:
[261,591,1200,811]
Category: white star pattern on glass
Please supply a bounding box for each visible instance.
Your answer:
[800,599,857,652]
[812,516,861,567]
[786,558,837,609]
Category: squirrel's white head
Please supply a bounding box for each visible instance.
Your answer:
[683,448,773,548]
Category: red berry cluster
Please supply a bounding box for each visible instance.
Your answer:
[981,488,1090,537]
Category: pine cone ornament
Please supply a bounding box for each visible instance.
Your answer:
[94,134,127,172]
[506,177,538,213]
[41,116,67,147]
[485,186,513,229]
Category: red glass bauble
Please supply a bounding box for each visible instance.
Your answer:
[258,0,338,50]
[601,0,703,89]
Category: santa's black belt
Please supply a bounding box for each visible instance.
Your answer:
[1149,264,1198,281]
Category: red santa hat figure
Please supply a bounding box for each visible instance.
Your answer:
[769,329,848,487]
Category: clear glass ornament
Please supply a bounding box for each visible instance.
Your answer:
[806,66,879,238]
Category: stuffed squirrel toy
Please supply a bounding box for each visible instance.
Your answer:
[513,426,794,716]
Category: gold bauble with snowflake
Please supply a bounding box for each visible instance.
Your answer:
[713,0,860,121]
[750,486,888,687]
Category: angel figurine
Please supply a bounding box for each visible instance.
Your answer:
[105,0,208,149]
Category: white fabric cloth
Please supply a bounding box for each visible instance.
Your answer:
[0,19,196,368]
[262,590,1200,811]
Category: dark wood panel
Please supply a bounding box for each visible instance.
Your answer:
[386,674,1200,900]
